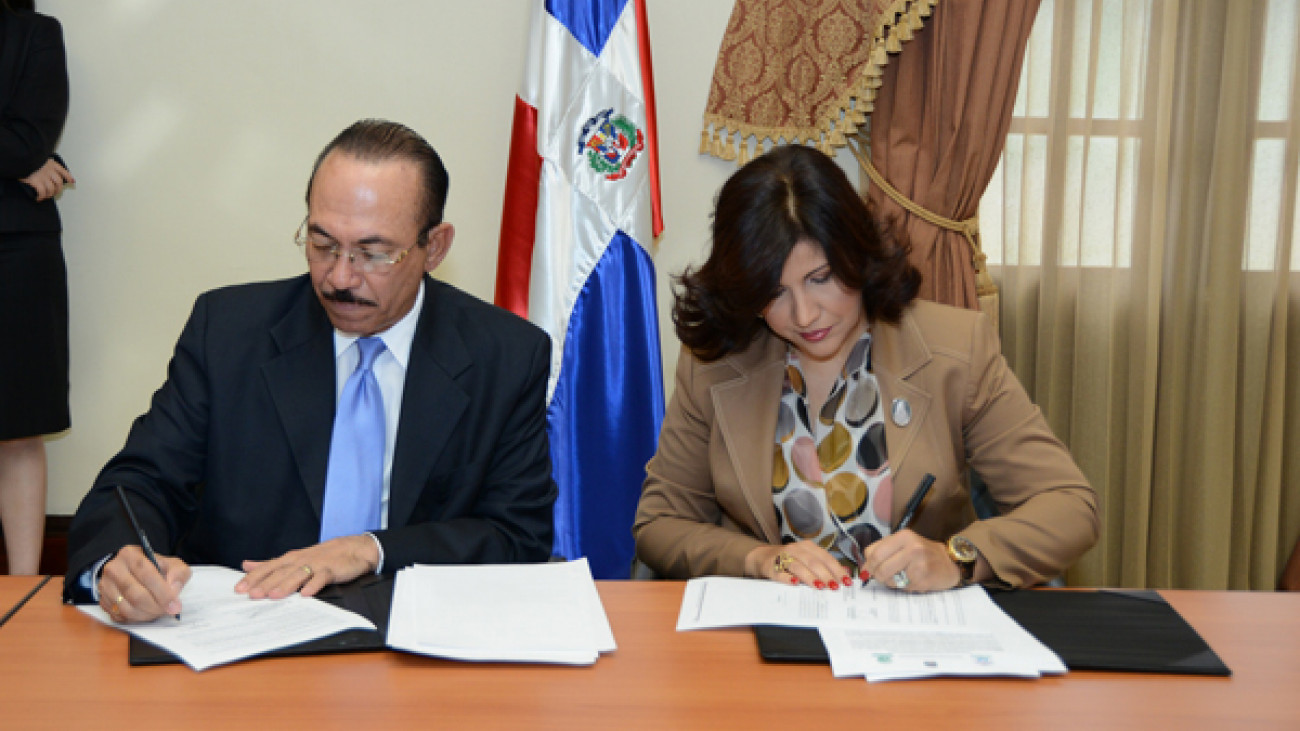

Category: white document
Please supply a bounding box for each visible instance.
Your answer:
[77,565,376,671]
[677,576,1063,681]
[677,575,972,630]
[386,558,615,665]
[818,584,1065,681]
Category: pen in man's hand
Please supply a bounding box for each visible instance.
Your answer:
[894,473,936,533]
[115,485,180,620]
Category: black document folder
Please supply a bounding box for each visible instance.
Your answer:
[754,588,1231,676]
[988,588,1230,675]
[128,574,394,666]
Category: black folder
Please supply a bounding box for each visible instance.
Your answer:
[754,588,1231,676]
[128,574,394,666]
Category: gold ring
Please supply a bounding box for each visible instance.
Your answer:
[302,565,313,578]
[114,595,125,606]
[773,553,796,574]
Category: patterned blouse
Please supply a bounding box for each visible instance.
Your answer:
[772,331,893,570]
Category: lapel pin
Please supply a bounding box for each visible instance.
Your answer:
[891,398,912,427]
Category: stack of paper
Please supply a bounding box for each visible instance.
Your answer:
[677,576,1064,682]
[386,558,616,665]
[77,565,376,671]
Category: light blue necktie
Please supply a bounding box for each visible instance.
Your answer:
[320,337,387,542]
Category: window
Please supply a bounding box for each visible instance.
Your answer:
[980,0,1300,272]
[1246,0,1299,272]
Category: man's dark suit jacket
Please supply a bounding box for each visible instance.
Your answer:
[0,9,69,233]
[64,274,557,598]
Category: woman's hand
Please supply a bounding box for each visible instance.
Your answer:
[745,541,854,590]
[861,529,961,592]
[19,157,75,201]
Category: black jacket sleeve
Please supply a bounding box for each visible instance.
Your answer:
[0,12,69,178]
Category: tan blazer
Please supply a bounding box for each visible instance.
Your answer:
[634,300,1099,588]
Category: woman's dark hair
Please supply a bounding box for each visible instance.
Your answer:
[674,145,920,361]
[1,0,37,13]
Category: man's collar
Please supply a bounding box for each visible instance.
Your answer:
[331,279,424,369]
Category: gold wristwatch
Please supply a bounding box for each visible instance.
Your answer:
[947,535,979,586]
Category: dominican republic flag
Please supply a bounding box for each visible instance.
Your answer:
[495,0,665,579]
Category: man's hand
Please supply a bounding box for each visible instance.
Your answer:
[98,546,191,623]
[236,535,380,599]
[19,157,74,201]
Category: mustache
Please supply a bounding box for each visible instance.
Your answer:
[321,288,378,307]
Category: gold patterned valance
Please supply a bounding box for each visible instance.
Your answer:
[702,0,938,164]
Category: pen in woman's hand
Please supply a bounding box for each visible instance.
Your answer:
[894,473,936,533]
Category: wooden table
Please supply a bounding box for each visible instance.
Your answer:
[0,575,46,626]
[1,578,1297,729]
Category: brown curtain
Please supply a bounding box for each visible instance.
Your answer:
[700,0,937,161]
[983,0,1300,590]
[861,0,1042,311]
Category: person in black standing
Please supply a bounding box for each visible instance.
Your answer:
[0,0,73,574]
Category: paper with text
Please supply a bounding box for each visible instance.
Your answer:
[677,576,975,629]
[677,576,1063,681]
[77,565,376,671]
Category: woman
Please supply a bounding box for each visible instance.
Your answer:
[634,145,1098,592]
[0,0,73,574]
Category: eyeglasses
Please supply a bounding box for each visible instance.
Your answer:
[294,218,418,274]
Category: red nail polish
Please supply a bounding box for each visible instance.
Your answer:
[790,576,799,585]
[813,580,826,589]
[829,581,840,590]
[842,576,853,586]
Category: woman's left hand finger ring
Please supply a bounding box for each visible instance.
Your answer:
[893,569,910,589]
[302,565,313,578]
[774,553,796,574]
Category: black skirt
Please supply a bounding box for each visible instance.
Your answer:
[0,230,70,439]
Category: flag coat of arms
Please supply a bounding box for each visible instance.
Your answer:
[495,0,664,579]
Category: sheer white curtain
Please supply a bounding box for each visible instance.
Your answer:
[979,0,1300,589]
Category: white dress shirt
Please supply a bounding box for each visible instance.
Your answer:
[330,280,425,531]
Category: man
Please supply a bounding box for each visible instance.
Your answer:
[64,120,556,622]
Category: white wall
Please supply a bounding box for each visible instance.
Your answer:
[40,0,857,515]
